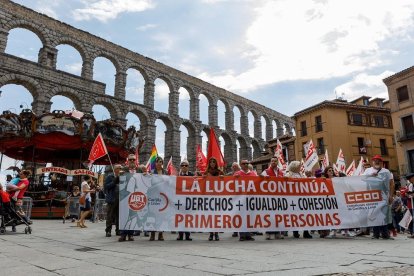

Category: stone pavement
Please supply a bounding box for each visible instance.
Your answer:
[1,220,413,276]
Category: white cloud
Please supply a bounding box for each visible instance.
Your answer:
[154,82,170,99]
[335,71,394,101]
[136,24,157,31]
[198,0,414,93]
[64,62,83,74]
[73,0,154,22]
[151,33,177,52]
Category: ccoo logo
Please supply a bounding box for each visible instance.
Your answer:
[128,192,147,211]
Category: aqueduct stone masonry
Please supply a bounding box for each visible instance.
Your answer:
[0,0,293,170]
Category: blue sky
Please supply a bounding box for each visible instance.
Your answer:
[1,0,414,171]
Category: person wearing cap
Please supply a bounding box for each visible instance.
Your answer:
[104,164,122,238]
[234,159,257,241]
[363,154,395,240]
[405,173,414,237]
[176,160,193,241]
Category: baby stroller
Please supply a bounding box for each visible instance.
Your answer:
[0,196,32,234]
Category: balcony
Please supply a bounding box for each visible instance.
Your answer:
[396,130,414,142]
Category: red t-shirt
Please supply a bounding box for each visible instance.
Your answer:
[15,179,29,199]
[0,190,10,203]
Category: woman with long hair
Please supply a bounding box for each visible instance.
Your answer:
[285,161,312,239]
[77,175,95,228]
[203,157,224,241]
[149,156,166,241]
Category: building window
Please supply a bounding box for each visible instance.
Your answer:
[397,85,409,103]
[380,139,387,155]
[358,137,366,154]
[317,138,324,154]
[300,121,307,136]
[402,115,414,138]
[373,115,384,127]
[315,115,323,132]
[352,113,363,126]
[363,98,369,106]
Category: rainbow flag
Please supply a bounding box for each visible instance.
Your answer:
[145,144,158,172]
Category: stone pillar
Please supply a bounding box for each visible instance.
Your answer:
[32,100,52,114]
[144,80,155,109]
[190,96,200,121]
[114,71,127,99]
[239,145,251,161]
[38,46,57,69]
[266,122,273,141]
[186,134,197,171]
[240,115,249,136]
[164,127,181,168]
[208,103,218,127]
[139,123,156,163]
[254,119,262,139]
[0,29,8,53]
[277,127,284,137]
[224,139,234,170]
[168,90,179,116]
[81,59,93,80]
[225,110,234,131]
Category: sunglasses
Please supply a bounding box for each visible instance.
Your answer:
[241,163,249,165]
[128,159,136,161]
[181,164,188,167]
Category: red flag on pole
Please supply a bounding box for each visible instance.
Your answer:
[196,144,207,173]
[207,128,225,168]
[166,156,177,176]
[88,133,108,164]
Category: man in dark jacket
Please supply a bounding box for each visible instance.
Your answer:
[104,164,122,237]
[177,160,193,241]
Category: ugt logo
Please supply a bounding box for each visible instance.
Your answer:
[128,191,147,211]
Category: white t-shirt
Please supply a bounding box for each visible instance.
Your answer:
[81,181,91,201]
[363,167,393,179]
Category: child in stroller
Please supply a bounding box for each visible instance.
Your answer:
[0,181,32,234]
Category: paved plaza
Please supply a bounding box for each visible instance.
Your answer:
[1,220,413,276]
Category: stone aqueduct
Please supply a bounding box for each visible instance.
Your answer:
[0,1,293,169]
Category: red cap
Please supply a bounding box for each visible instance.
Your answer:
[372,154,383,162]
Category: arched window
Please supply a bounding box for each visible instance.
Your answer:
[125,68,145,104]
[56,44,83,75]
[5,28,43,62]
[93,57,116,96]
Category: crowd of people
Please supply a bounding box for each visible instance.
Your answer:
[98,152,409,242]
[2,152,410,243]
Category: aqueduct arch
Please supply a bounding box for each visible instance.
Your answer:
[0,1,294,170]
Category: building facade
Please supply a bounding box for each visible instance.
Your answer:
[384,67,414,175]
[293,97,397,174]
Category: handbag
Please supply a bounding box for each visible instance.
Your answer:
[79,194,86,205]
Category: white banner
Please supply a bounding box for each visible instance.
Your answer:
[119,174,391,232]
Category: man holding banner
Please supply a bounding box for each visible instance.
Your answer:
[362,155,394,240]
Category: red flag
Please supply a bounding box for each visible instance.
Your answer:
[166,156,177,176]
[207,128,225,168]
[196,144,207,173]
[88,133,108,164]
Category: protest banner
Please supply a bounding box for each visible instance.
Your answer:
[119,174,391,232]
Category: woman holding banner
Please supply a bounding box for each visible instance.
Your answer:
[204,157,224,241]
[149,156,166,241]
[285,161,313,239]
